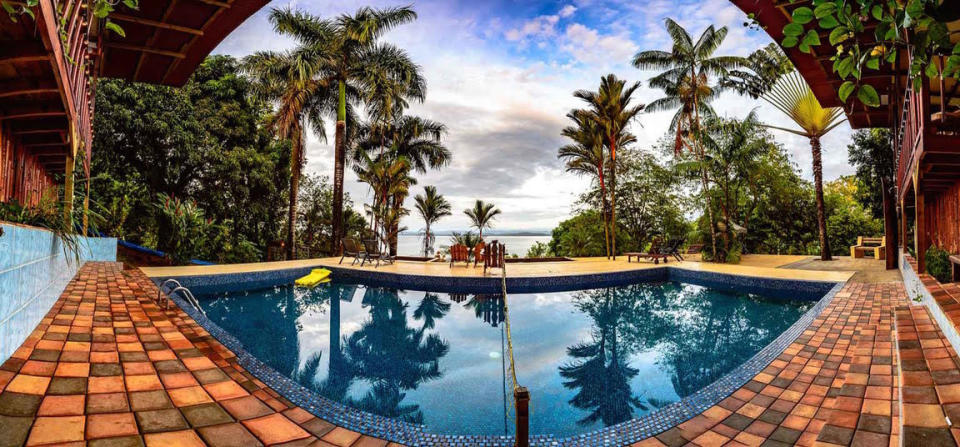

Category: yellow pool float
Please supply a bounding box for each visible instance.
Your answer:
[295,268,332,287]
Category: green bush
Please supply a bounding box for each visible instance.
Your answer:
[926,246,952,283]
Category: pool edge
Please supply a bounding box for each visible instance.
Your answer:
[157,269,845,446]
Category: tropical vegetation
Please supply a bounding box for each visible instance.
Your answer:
[4,8,903,267]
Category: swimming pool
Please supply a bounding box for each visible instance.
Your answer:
[195,279,816,437]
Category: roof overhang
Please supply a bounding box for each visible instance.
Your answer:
[98,0,269,86]
[730,0,903,128]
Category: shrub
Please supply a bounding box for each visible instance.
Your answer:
[926,246,952,283]
[525,241,552,258]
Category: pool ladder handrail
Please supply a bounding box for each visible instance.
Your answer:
[156,279,206,316]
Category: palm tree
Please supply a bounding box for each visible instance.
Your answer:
[762,71,846,261]
[269,6,426,255]
[560,110,611,258]
[354,154,415,252]
[573,75,644,259]
[464,200,501,240]
[355,115,450,254]
[244,40,339,260]
[633,19,745,262]
[414,186,452,257]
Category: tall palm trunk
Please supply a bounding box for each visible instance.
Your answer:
[691,80,719,262]
[287,127,303,260]
[598,163,611,259]
[332,80,347,256]
[810,137,831,261]
[608,136,618,260]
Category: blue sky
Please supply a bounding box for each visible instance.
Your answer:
[214,0,856,232]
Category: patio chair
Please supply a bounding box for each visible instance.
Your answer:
[473,242,486,267]
[339,238,365,265]
[449,244,470,267]
[626,239,670,264]
[484,241,506,275]
[662,238,686,262]
[360,239,393,267]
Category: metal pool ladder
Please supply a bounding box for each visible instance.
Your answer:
[157,279,206,316]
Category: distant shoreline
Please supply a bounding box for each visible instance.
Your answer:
[398,231,551,237]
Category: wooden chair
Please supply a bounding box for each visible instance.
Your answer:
[339,238,365,265]
[484,241,505,275]
[850,236,885,260]
[473,242,486,267]
[449,244,470,267]
[360,239,393,267]
[662,238,686,262]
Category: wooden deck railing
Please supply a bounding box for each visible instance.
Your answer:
[54,0,96,155]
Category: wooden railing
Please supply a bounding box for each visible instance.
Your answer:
[54,0,96,155]
[898,85,925,195]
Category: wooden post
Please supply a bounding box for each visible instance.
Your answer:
[514,387,529,447]
[63,121,77,222]
[917,187,928,273]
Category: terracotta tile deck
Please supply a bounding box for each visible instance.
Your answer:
[0,262,386,447]
[0,261,956,446]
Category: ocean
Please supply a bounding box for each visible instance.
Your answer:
[396,234,551,257]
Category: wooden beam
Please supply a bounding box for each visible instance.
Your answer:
[25,142,68,148]
[104,42,186,59]
[13,128,63,136]
[0,41,49,65]
[0,111,66,121]
[190,0,231,8]
[29,147,67,156]
[0,79,59,99]
[110,13,204,36]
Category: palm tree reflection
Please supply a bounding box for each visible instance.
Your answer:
[560,283,809,428]
[296,287,450,424]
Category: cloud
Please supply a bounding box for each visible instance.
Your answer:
[561,23,638,66]
[214,0,857,233]
[505,14,560,43]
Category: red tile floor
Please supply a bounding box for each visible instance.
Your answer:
[0,262,957,446]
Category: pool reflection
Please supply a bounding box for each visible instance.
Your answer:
[199,281,812,436]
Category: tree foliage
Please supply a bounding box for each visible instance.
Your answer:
[92,56,290,263]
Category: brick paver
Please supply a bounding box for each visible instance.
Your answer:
[0,262,378,447]
[3,261,960,446]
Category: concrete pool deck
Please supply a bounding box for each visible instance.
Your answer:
[140,254,855,283]
[5,257,944,446]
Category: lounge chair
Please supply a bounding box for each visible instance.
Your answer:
[339,238,365,265]
[483,241,506,275]
[360,239,393,267]
[449,244,470,267]
[662,238,686,262]
[626,239,671,264]
[473,242,486,267]
[686,244,704,255]
[850,236,885,260]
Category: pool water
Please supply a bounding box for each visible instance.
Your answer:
[197,281,815,436]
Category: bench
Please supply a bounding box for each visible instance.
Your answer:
[850,236,885,260]
[626,252,670,264]
[950,256,960,282]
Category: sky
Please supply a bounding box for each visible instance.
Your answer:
[213,0,856,233]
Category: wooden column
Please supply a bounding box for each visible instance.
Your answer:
[917,186,928,273]
[63,121,77,221]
